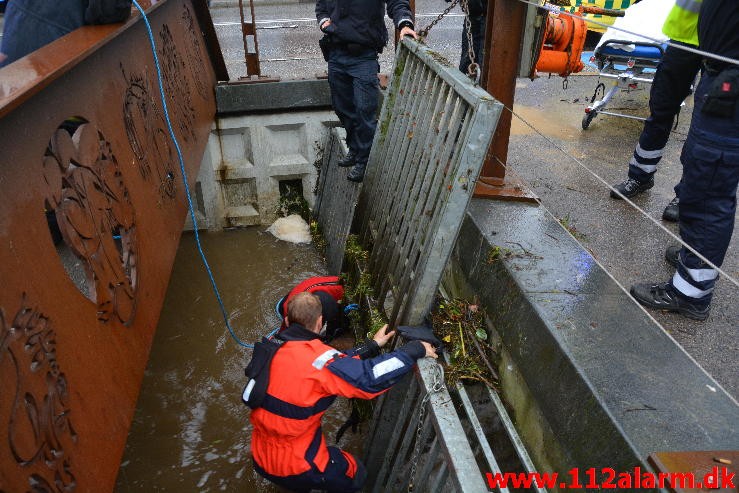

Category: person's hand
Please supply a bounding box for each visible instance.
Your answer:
[372,324,396,348]
[420,341,438,359]
[399,26,417,39]
[321,19,332,31]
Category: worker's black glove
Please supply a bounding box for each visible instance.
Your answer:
[354,339,380,360]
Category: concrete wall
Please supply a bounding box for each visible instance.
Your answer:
[443,199,739,488]
[190,80,338,230]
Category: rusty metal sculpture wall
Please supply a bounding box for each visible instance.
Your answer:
[0,1,226,491]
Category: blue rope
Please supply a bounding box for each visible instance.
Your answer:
[132,0,253,349]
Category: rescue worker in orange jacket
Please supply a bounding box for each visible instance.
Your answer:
[250,292,437,492]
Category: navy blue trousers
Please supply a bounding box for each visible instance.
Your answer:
[671,70,739,304]
[628,42,703,182]
[254,446,367,493]
[327,47,380,167]
[0,0,86,67]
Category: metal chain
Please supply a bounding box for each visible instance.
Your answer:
[459,0,480,83]
[417,0,460,39]
[407,363,445,492]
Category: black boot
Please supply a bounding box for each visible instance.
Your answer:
[630,282,710,321]
[610,176,655,199]
[347,163,366,183]
[662,196,679,222]
[665,245,680,268]
[338,152,356,168]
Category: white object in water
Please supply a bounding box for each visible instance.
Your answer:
[266,214,312,244]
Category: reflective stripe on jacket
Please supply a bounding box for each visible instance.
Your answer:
[663,0,702,46]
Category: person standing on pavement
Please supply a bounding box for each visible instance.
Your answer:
[630,0,739,321]
[609,0,703,223]
[248,292,437,492]
[316,0,417,183]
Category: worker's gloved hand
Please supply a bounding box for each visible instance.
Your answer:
[396,325,442,349]
[397,340,437,360]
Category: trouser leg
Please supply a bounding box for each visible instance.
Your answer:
[328,50,360,154]
[347,53,380,167]
[628,42,703,181]
[671,73,739,304]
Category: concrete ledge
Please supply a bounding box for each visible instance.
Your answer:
[450,199,738,475]
[216,79,332,115]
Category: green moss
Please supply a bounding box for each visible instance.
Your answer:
[310,220,327,257]
[345,234,369,264]
[431,299,498,388]
[276,184,311,221]
[559,214,588,241]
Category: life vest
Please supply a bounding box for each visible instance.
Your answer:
[662,0,701,46]
[277,276,344,327]
[249,333,378,477]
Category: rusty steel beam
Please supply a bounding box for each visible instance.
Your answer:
[0,1,223,491]
[649,451,739,492]
[473,0,537,202]
[239,0,262,77]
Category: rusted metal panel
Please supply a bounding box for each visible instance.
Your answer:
[238,0,262,78]
[649,451,739,493]
[0,1,222,490]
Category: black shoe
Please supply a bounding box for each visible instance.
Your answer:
[610,176,655,199]
[630,282,710,321]
[665,245,680,268]
[338,152,356,168]
[662,196,679,222]
[347,163,366,183]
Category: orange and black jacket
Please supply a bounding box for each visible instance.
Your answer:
[249,323,425,478]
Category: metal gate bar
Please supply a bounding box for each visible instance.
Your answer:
[313,128,361,274]
[357,38,502,327]
[366,360,490,493]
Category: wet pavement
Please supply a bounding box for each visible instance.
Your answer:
[508,75,738,399]
[210,0,464,80]
[115,229,362,492]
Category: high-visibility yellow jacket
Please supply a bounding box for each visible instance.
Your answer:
[662,0,702,46]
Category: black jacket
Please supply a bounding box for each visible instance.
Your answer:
[316,0,414,52]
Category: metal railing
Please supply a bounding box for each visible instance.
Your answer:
[364,360,490,492]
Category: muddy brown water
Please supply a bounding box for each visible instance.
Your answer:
[115,228,362,492]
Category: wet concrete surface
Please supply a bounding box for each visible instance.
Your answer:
[508,75,738,399]
[115,228,362,492]
[210,0,464,80]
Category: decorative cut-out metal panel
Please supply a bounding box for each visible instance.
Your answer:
[0,1,225,490]
[314,128,362,275]
[356,38,502,326]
